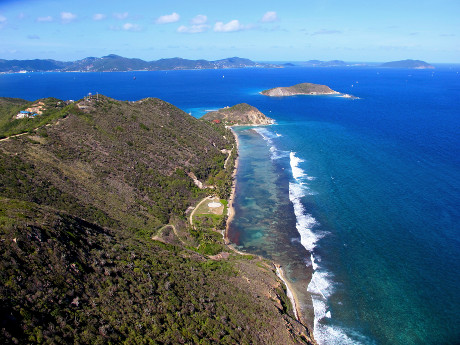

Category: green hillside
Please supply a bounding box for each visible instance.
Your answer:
[0,95,314,344]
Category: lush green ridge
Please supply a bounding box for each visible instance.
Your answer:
[0,96,314,344]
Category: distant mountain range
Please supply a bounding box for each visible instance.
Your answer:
[283,59,434,69]
[0,55,435,73]
[0,54,280,73]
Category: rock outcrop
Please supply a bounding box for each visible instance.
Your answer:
[202,103,274,126]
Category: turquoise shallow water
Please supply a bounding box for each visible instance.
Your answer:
[1,66,459,344]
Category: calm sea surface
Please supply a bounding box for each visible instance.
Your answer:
[1,66,459,344]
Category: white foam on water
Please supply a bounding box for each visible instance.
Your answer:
[311,253,318,270]
[289,182,320,252]
[308,267,366,345]
[287,153,367,345]
[290,151,306,180]
[253,127,289,160]
[254,127,280,140]
[270,146,290,160]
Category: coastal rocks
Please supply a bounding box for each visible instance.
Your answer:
[261,82,340,97]
[202,103,274,126]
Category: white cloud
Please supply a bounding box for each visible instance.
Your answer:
[113,12,129,20]
[93,13,106,21]
[156,12,180,24]
[61,12,77,23]
[123,23,141,31]
[261,11,277,23]
[37,16,53,22]
[177,24,209,34]
[191,14,207,25]
[214,20,251,32]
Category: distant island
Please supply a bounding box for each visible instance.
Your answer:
[0,54,281,73]
[298,60,348,67]
[0,55,437,73]
[380,59,434,69]
[202,103,274,126]
[261,82,341,97]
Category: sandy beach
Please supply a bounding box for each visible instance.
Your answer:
[275,264,301,321]
[224,127,239,244]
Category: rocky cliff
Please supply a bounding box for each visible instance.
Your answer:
[202,103,274,126]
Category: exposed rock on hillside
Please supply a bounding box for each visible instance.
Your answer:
[202,103,274,126]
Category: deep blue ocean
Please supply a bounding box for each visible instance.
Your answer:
[1,65,459,344]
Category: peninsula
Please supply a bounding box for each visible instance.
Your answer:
[0,95,314,344]
[202,103,274,126]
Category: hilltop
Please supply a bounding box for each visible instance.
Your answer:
[0,55,280,73]
[202,103,274,126]
[0,95,314,344]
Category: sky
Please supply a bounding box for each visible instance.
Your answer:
[0,0,459,63]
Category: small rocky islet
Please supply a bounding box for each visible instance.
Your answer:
[261,82,358,99]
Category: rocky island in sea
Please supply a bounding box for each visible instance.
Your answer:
[380,59,435,69]
[261,82,341,97]
[201,103,274,125]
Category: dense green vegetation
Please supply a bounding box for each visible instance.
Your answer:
[0,96,314,344]
[0,97,73,138]
[0,97,31,135]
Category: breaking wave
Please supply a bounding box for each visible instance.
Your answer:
[289,151,367,345]
[253,127,289,160]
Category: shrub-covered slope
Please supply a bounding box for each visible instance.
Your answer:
[0,96,314,344]
[0,96,231,232]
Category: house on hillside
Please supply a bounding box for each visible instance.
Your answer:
[16,110,31,119]
[15,110,38,119]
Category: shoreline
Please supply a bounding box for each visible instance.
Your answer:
[224,127,239,244]
[275,264,300,321]
[224,126,311,335]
